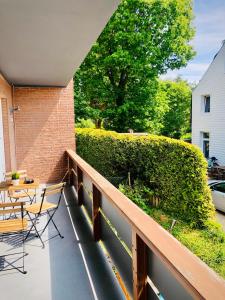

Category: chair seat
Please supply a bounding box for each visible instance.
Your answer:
[10,191,36,199]
[0,218,28,233]
[26,202,57,214]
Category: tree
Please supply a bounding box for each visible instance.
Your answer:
[158,78,192,138]
[74,0,195,132]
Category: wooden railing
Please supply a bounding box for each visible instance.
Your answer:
[66,149,225,300]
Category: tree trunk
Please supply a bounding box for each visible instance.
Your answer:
[95,119,102,129]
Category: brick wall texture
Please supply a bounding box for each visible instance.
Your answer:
[14,80,75,183]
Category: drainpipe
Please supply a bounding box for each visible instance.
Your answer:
[11,84,17,170]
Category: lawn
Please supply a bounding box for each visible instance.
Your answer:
[119,184,225,279]
[152,209,225,279]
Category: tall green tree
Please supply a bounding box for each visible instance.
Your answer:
[74,0,195,132]
[157,78,192,138]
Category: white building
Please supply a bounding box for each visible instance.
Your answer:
[192,41,225,164]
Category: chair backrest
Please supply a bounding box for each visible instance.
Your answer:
[39,182,66,212]
[5,170,27,182]
[0,201,25,220]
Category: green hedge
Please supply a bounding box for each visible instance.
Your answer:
[76,128,215,227]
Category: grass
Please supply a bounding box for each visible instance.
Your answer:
[119,183,225,279]
[151,209,225,279]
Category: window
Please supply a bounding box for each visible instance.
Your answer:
[202,132,209,158]
[202,95,210,112]
[212,182,225,193]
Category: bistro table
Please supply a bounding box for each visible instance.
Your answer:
[0,179,40,204]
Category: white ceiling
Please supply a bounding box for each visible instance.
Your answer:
[0,0,120,86]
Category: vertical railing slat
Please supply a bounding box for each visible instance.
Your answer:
[132,230,148,300]
[92,184,102,241]
[77,166,84,206]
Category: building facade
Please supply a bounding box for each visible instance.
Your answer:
[0,0,119,182]
[192,42,225,164]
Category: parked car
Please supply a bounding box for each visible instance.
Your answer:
[209,181,225,212]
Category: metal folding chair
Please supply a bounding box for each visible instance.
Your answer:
[0,201,28,274]
[25,182,66,248]
[5,170,37,204]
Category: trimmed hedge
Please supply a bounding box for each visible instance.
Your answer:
[76,128,215,227]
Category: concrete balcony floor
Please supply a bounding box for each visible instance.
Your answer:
[0,186,125,300]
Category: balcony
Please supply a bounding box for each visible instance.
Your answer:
[0,187,124,300]
[0,150,225,300]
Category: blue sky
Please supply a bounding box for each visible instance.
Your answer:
[162,0,225,83]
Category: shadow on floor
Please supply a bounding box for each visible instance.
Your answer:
[0,185,125,300]
[49,186,125,300]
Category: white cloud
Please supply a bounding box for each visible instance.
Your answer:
[161,62,209,84]
[185,62,209,73]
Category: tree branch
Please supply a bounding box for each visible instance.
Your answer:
[107,68,116,89]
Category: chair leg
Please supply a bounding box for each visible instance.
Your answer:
[22,231,28,274]
[0,232,28,274]
[25,213,35,240]
[28,192,36,205]
[25,213,45,248]
[23,190,35,205]
[32,221,45,248]
[40,210,64,239]
[39,210,55,236]
[48,211,64,239]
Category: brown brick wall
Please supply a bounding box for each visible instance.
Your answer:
[14,80,75,183]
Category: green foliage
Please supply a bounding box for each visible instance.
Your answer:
[74,0,195,132]
[75,119,95,129]
[156,78,192,138]
[119,182,225,278]
[76,128,215,227]
[76,128,224,278]
[119,181,155,214]
[181,132,191,141]
[11,172,20,180]
[174,222,225,277]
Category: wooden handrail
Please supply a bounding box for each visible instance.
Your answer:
[66,149,225,300]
